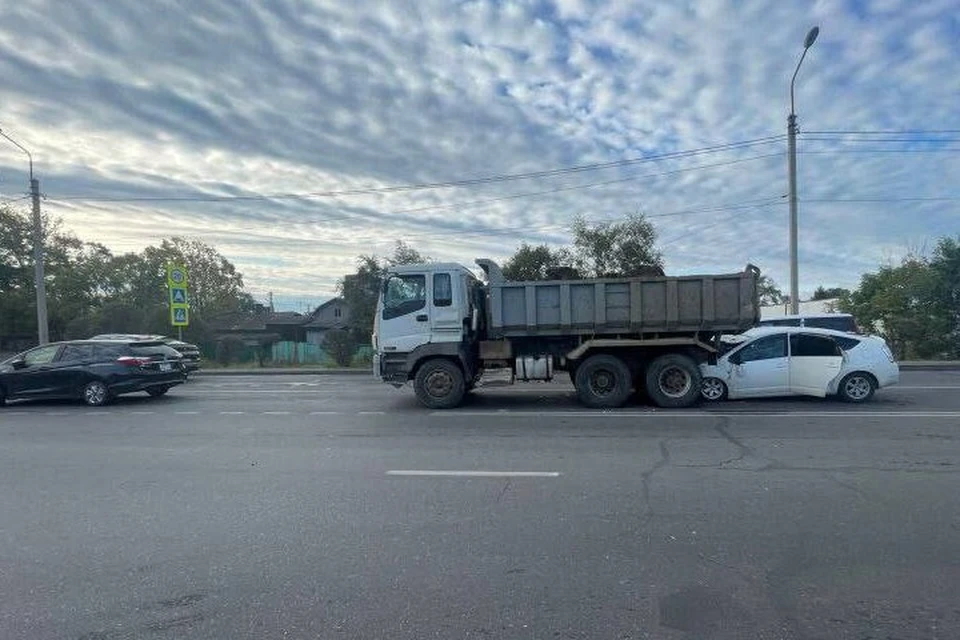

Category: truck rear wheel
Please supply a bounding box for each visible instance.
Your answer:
[414,359,466,409]
[645,354,701,408]
[575,354,632,409]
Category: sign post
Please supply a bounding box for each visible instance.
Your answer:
[167,264,190,339]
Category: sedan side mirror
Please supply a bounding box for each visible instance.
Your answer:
[10,358,27,370]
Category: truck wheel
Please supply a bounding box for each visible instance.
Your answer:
[575,354,632,409]
[645,354,702,408]
[414,359,466,409]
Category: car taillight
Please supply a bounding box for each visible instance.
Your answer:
[117,356,151,367]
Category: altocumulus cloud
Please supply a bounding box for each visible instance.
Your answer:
[0,0,957,304]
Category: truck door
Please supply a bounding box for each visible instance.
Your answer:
[380,273,431,353]
[429,272,463,344]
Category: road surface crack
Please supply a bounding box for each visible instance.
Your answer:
[496,478,511,503]
[641,440,671,517]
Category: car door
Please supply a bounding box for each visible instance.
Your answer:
[727,333,789,398]
[5,344,63,398]
[789,333,844,397]
[49,344,96,396]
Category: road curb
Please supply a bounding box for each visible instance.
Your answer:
[899,362,960,371]
[194,368,369,376]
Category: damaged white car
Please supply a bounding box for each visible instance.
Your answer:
[700,327,899,403]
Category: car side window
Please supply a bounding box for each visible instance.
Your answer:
[834,336,861,351]
[791,334,841,357]
[93,345,124,360]
[736,334,787,363]
[23,345,61,366]
[58,344,94,362]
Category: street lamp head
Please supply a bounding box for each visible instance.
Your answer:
[804,26,820,49]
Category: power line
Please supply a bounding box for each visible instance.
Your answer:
[803,196,960,203]
[46,135,786,204]
[801,136,960,143]
[804,129,960,135]
[799,148,960,154]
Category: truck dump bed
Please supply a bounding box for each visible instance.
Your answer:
[481,264,760,338]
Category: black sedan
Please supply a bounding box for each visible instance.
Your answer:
[0,339,187,406]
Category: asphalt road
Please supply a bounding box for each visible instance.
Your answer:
[2,371,959,639]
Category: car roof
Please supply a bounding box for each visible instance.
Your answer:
[742,326,864,339]
[759,313,852,321]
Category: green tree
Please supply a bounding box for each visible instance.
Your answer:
[841,257,947,359]
[502,243,570,281]
[324,328,356,367]
[929,236,960,357]
[812,286,850,301]
[569,213,663,278]
[338,242,430,343]
[757,275,787,306]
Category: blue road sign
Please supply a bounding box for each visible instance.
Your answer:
[173,307,188,325]
[171,288,187,304]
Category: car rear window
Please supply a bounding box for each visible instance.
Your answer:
[129,344,181,358]
[834,336,862,350]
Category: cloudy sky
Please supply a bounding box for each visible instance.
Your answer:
[1,0,957,310]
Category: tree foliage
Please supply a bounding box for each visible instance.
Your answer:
[812,286,850,301]
[1,205,254,349]
[757,275,787,306]
[501,244,571,281]
[324,328,356,367]
[840,237,960,360]
[338,241,430,343]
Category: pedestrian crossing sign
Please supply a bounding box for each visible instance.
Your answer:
[172,306,189,326]
[167,264,190,327]
[171,288,187,304]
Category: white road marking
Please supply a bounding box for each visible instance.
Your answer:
[175,411,200,415]
[262,411,292,415]
[358,411,386,415]
[386,470,561,477]
[220,411,245,415]
[309,411,341,415]
[128,411,155,415]
[431,410,960,419]
[897,386,960,390]
[44,412,70,416]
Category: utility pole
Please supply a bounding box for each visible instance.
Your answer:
[787,26,820,316]
[1,127,48,344]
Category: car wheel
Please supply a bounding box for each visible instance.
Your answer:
[838,372,875,403]
[575,354,632,409]
[147,386,170,397]
[701,377,728,401]
[0,385,6,407]
[82,380,111,407]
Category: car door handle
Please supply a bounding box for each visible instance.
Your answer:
[416,314,428,322]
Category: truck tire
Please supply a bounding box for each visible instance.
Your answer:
[414,359,466,409]
[645,354,702,408]
[575,354,632,409]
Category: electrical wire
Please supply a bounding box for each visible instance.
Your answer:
[46,135,787,204]
[804,129,960,135]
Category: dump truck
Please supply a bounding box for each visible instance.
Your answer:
[373,259,760,409]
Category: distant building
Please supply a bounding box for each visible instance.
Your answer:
[210,310,308,345]
[761,298,840,320]
[303,297,350,345]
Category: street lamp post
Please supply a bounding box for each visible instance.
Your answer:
[787,25,819,315]
[0,127,49,344]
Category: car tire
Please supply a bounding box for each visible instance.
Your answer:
[414,359,466,409]
[147,386,170,397]
[82,380,111,406]
[701,377,728,402]
[575,354,632,409]
[645,354,702,408]
[838,372,875,403]
[0,385,6,407]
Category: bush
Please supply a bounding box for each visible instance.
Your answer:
[216,336,247,366]
[324,329,356,367]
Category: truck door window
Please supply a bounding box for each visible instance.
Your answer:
[433,273,452,307]
[383,274,426,320]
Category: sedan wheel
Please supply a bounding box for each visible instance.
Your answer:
[839,372,875,403]
[701,377,728,401]
[82,381,110,407]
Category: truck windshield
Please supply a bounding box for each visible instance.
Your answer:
[383,274,426,319]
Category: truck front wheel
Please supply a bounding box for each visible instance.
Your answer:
[645,354,702,408]
[414,359,466,409]
[575,354,632,409]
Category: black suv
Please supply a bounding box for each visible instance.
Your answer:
[91,334,202,372]
[0,339,186,406]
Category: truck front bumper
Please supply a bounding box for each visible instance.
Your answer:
[378,351,410,384]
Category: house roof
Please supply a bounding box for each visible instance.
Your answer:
[303,298,347,330]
